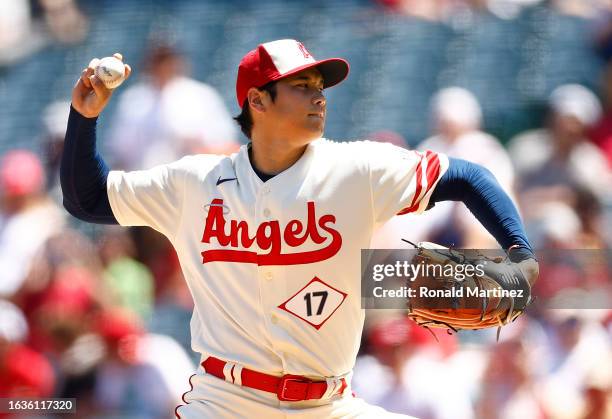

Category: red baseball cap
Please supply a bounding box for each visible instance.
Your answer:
[0,150,44,197]
[236,39,349,107]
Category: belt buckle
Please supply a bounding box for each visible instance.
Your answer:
[277,374,310,401]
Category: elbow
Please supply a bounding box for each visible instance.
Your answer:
[62,195,118,225]
[59,175,81,219]
[472,163,495,181]
[462,161,499,192]
[62,196,86,221]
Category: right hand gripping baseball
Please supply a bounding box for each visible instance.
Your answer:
[71,52,131,118]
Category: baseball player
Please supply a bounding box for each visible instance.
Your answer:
[60,40,538,418]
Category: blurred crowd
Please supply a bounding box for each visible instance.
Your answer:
[364,57,612,419]
[1,1,612,418]
[0,39,240,419]
[375,0,612,21]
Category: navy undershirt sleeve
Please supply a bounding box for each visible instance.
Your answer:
[430,158,535,262]
[60,106,118,224]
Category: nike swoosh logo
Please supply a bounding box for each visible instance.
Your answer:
[216,176,238,186]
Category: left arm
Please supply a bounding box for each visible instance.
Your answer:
[429,158,535,263]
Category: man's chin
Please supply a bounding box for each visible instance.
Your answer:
[306,123,325,138]
[291,124,324,144]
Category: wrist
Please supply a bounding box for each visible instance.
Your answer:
[70,104,100,120]
[507,244,536,263]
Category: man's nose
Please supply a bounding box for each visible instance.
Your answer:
[313,92,326,107]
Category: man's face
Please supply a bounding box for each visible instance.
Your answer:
[260,68,326,144]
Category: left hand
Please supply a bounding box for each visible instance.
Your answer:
[515,258,539,287]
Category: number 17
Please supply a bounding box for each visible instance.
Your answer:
[304,291,328,316]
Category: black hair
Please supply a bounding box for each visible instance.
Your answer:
[234,81,278,139]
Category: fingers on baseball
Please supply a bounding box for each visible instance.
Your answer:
[88,57,100,70]
[124,64,132,80]
[80,68,94,89]
[113,52,123,61]
[89,74,111,98]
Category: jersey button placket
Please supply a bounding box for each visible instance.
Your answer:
[255,185,280,334]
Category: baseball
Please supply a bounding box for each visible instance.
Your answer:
[94,56,126,89]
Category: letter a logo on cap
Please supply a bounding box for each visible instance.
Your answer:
[297,42,312,59]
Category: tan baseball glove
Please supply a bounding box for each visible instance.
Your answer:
[403,241,539,339]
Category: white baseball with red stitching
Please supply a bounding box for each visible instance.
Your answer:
[94,56,125,89]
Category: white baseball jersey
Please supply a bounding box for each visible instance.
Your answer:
[107,139,448,379]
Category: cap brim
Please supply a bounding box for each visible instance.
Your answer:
[271,58,350,89]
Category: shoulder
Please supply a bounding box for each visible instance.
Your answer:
[311,139,429,180]
[166,153,233,181]
[313,138,411,157]
[311,138,402,169]
[172,152,232,170]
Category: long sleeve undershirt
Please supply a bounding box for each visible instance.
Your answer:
[60,106,117,224]
[430,158,534,262]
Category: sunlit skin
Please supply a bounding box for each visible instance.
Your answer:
[248,67,326,175]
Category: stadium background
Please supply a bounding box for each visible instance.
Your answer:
[0,0,611,418]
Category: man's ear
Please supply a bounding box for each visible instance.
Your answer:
[247,88,266,114]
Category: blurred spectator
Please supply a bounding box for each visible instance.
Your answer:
[528,201,582,249]
[27,266,102,353]
[99,226,155,320]
[580,349,612,419]
[15,229,105,304]
[93,309,194,417]
[589,62,612,168]
[126,227,193,357]
[593,5,612,62]
[374,0,541,21]
[509,84,610,200]
[0,299,55,398]
[353,315,473,419]
[538,309,611,419]
[41,99,71,203]
[524,187,611,249]
[0,0,44,66]
[39,0,89,45]
[26,266,105,413]
[374,0,451,21]
[375,0,547,22]
[0,150,65,298]
[0,0,30,52]
[474,338,545,419]
[127,227,189,305]
[572,186,609,248]
[371,87,515,248]
[424,87,515,190]
[552,0,611,18]
[486,0,545,19]
[107,43,239,170]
